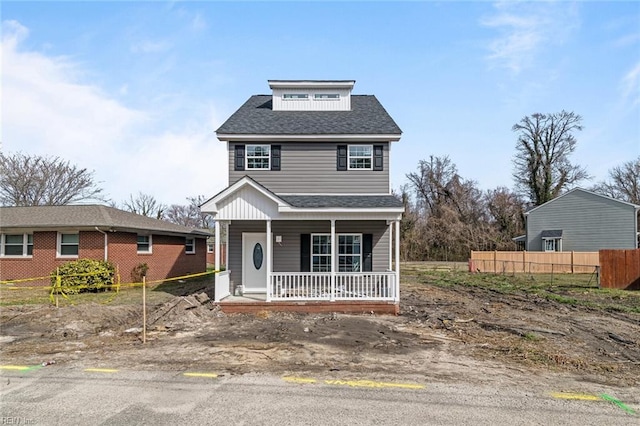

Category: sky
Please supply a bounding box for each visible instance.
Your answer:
[2,1,639,206]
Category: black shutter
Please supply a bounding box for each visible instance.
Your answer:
[234,145,245,171]
[300,234,311,272]
[363,234,373,272]
[337,145,347,171]
[271,145,281,171]
[373,145,383,171]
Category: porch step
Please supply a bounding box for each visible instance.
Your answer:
[217,300,399,315]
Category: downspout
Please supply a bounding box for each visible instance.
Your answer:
[95,227,108,261]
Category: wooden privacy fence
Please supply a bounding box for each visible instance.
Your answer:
[469,251,599,274]
[599,249,640,290]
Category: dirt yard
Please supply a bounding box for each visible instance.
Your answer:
[1,263,639,389]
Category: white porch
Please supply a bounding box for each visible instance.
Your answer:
[202,177,403,306]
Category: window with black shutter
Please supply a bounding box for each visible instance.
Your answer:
[373,145,383,171]
[337,145,347,171]
[234,145,245,171]
[271,145,281,171]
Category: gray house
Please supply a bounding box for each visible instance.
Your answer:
[524,188,640,252]
[201,80,403,309]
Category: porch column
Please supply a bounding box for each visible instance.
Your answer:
[388,222,393,271]
[266,219,272,302]
[330,219,336,302]
[395,219,400,302]
[214,220,221,271]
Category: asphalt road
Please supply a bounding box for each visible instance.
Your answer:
[1,367,637,425]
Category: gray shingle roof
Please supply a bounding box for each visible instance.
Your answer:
[280,195,403,209]
[541,229,563,238]
[0,205,211,237]
[216,95,402,136]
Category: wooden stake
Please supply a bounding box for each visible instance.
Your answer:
[56,268,60,308]
[142,275,146,344]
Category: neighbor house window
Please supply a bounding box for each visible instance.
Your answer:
[137,235,152,253]
[185,237,195,254]
[338,234,362,272]
[58,233,79,257]
[1,234,33,257]
[283,93,309,100]
[207,243,214,253]
[246,145,270,169]
[311,234,331,272]
[544,238,561,252]
[348,145,373,170]
[314,93,340,100]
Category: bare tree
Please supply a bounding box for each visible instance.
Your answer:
[512,111,589,205]
[485,187,525,237]
[0,152,104,206]
[592,156,640,204]
[164,195,213,229]
[122,192,166,219]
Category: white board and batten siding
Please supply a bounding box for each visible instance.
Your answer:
[215,186,279,221]
[271,88,352,111]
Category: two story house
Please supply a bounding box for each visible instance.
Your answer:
[202,80,403,313]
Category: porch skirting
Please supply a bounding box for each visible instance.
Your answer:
[217,300,399,315]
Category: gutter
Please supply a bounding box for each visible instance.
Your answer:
[94,227,108,261]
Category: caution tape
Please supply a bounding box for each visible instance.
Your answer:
[3,270,219,306]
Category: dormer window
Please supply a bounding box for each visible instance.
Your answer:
[314,94,340,100]
[246,145,271,169]
[283,94,309,100]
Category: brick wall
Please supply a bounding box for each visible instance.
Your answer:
[0,230,208,285]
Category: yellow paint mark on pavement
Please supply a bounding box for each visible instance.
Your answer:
[324,379,424,390]
[84,368,119,373]
[0,365,31,371]
[183,372,218,378]
[550,392,600,401]
[283,377,318,384]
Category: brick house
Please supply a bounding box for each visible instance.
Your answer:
[0,205,211,285]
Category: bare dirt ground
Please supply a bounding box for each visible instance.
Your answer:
[1,263,639,392]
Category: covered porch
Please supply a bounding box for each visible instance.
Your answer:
[202,177,403,312]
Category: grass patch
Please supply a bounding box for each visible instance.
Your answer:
[402,262,640,314]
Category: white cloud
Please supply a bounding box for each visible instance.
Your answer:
[621,61,640,105]
[481,2,578,73]
[1,20,227,206]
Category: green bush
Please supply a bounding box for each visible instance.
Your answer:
[51,259,115,294]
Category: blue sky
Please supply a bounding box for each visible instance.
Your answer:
[2,1,639,206]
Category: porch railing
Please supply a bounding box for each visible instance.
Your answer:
[269,272,396,301]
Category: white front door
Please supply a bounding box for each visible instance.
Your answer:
[242,233,267,293]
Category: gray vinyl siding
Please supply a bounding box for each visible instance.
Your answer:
[228,142,390,194]
[526,190,638,251]
[227,220,390,289]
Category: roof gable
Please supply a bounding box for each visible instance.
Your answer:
[524,188,640,215]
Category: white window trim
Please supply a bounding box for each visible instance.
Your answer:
[310,233,363,272]
[347,145,373,170]
[137,234,153,254]
[185,237,196,254]
[283,93,309,100]
[311,233,332,273]
[1,233,33,258]
[337,233,363,273]
[313,93,340,100]
[207,243,214,254]
[543,238,562,252]
[245,144,271,170]
[57,232,79,258]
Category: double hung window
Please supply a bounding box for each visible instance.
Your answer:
[1,234,33,256]
[246,145,270,170]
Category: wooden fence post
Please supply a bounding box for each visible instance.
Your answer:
[142,275,146,344]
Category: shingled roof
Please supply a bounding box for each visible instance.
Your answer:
[0,205,211,237]
[216,95,402,136]
[280,195,403,209]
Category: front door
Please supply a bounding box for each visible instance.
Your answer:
[242,233,267,293]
